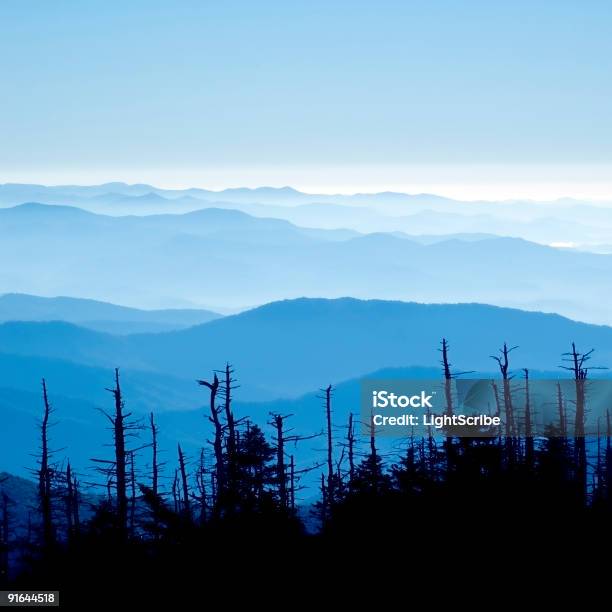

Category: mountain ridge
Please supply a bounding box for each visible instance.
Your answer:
[0,293,221,334]
[3,201,612,322]
[0,297,611,400]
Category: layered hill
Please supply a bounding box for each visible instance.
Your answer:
[2,203,612,322]
[1,298,610,400]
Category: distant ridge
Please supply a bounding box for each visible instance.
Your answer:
[0,293,222,335]
[2,202,612,323]
[0,297,611,399]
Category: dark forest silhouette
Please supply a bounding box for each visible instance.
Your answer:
[1,339,611,601]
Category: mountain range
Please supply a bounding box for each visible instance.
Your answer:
[2,182,612,248]
[0,293,221,334]
[1,297,610,400]
[1,295,610,485]
[2,182,612,493]
[2,203,612,322]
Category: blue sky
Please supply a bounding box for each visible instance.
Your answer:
[1,1,612,197]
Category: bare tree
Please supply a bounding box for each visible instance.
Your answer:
[172,469,179,513]
[269,414,288,509]
[65,462,76,539]
[560,343,598,436]
[523,369,534,466]
[109,369,127,536]
[194,449,209,524]
[560,343,603,500]
[440,338,472,469]
[92,369,141,539]
[149,413,160,498]
[320,385,334,499]
[268,413,318,511]
[218,363,238,485]
[177,444,191,518]
[38,379,55,548]
[556,382,567,436]
[129,451,136,534]
[491,343,517,437]
[289,455,296,512]
[347,413,355,485]
[197,374,224,505]
[72,472,80,535]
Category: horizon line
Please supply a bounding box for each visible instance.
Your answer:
[1,179,611,205]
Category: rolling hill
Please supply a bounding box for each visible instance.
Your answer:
[2,203,612,322]
[2,182,612,248]
[0,293,221,334]
[0,298,611,400]
[1,296,611,489]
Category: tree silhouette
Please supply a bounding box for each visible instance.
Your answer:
[4,344,612,595]
[37,379,55,549]
[91,368,141,540]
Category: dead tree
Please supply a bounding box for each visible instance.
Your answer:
[289,455,296,511]
[491,343,517,438]
[595,418,603,502]
[93,369,141,539]
[441,338,454,417]
[129,451,136,534]
[177,444,191,518]
[65,462,74,538]
[149,413,159,498]
[172,469,179,513]
[72,472,80,534]
[197,374,224,504]
[557,382,567,436]
[217,363,238,483]
[38,379,55,548]
[319,474,327,522]
[268,413,318,512]
[439,338,472,469]
[146,412,163,531]
[523,369,534,466]
[560,343,597,437]
[320,385,334,500]
[560,343,603,501]
[489,380,503,448]
[270,414,288,508]
[491,380,501,418]
[369,416,378,493]
[109,369,127,536]
[195,449,209,524]
[347,413,355,485]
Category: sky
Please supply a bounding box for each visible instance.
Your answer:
[1,0,612,199]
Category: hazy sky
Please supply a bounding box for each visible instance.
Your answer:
[1,1,612,198]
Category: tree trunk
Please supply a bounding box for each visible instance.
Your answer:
[178,444,191,518]
[109,369,128,539]
[39,379,54,548]
[324,385,334,501]
[347,413,355,485]
[523,369,534,467]
[198,375,224,509]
